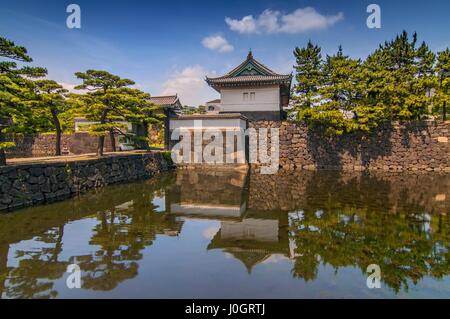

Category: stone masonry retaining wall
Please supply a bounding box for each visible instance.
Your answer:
[249,120,449,172]
[5,133,118,158]
[0,152,172,212]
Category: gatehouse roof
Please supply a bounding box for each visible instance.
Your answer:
[206,51,292,92]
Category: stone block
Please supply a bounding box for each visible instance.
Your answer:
[437,136,448,143]
[30,167,44,177]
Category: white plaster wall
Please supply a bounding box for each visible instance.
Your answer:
[170,202,246,218]
[170,118,246,130]
[220,218,279,242]
[220,86,280,112]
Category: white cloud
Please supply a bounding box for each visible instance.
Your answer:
[225,7,344,34]
[161,65,218,106]
[225,15,257,34]
[279,8,344,33]
[257,9,280,33]
[201,35,234,53]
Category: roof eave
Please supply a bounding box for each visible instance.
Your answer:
[207,79,292,89]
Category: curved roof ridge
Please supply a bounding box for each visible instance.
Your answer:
[206,51,290,80]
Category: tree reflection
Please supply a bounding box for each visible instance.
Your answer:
[249,170,450,292]
[0,174,182,298]
[0,169,448,298]
[3,226,68,299]
[77,201,182,291]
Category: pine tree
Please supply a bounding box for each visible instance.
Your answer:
[407,41,435,120]
[435,49,450,120]
[72,70,136,156]
[0,36,46,165]
[292,41,323,111]
[293,45,364,135]
[292,32,437,135]
[362,31,433,121]
[32,80,70,156]
[72,70,164,155]
[318,46,362,134]
[114,88,165,150]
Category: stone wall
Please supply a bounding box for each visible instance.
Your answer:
[5,133,118,158]
[0,152,172,212]
[249,120,450,172]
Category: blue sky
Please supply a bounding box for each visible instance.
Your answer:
[1,0,450,105]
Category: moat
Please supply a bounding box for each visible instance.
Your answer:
[0,169,448,298]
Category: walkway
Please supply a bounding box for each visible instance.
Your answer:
[6,150,162,165]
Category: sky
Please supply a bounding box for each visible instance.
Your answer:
[1,0,450,106]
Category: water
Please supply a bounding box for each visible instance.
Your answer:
[0,169,448,299]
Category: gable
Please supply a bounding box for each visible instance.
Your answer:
[234,61,268,77]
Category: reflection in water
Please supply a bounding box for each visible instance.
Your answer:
[0,169,448,298]
[249,171,449,293]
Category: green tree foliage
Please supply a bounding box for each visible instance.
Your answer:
[117,88,165,150]
[72,70,135,156]
[71,70,164,155]
[32,80,70,155]
[363,32,434,121]
[292,32,445,135]
[0,36,46,165]
[301,46,363,135]
[292,40,322,109]
[435,49,450,120]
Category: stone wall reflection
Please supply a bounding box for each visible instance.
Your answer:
[167,169,291,273]
[167,169,249,218]
[0,169,448,297]
[248,169,450,215]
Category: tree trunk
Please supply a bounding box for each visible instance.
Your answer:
[0,132,6,166]
[109,129,116,152]
[0,149,5,166]
[97,111,108,157]
[143,122,149,150]
[52,110,62,156]
[52,225,64,263]
[97,136,105,157]
[443,101,447,121]
[0,244,9,297]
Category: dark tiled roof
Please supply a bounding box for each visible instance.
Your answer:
[148,95,179,106]
[206,99,221,104]
[174,113,247,121]
[206,51,292,89]
[224,51,286,77]
[207,75,291,84]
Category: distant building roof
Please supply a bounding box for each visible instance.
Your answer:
[206,51,292,92]
[206,99,221,104]
[174,113,247,121]
[148,95,181,108]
